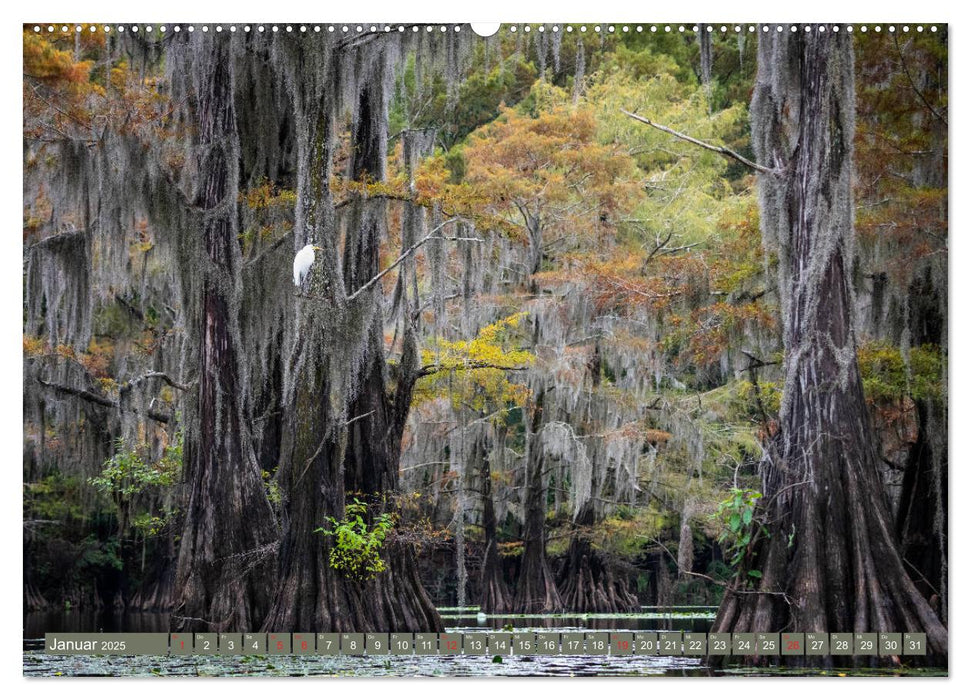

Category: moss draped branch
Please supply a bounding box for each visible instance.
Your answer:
[35,376,172,424]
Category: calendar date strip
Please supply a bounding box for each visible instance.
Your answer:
[44,631,927,656]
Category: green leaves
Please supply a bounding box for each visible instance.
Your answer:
[712,488,763,573]
[90,438,171,497]
[316,499,396,582]
[88,434,182,538]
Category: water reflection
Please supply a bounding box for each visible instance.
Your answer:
[24,610,173,637]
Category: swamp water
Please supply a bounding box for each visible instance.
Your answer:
[23,607,944,677]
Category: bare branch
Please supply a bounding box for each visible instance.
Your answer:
[24,229,88,250]
[892,35,948,127]
[621,109,778,176]
[36,377,115,409]
[344,410,375,427]
[346,218,477,301]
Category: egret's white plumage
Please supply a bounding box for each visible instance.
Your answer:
[293,244,319,286]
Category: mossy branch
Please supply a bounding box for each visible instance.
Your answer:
[416,360,530,379]
[36,377,172,424]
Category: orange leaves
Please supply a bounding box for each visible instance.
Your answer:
[24,29,174,157]
[462,101,639,239]
[577,248,696,315]
[855,185,947,285]
[23,31,99,143]
[853,32,947,288]
[79,339,115,379]
[23,335,49,357]
[644,429,673,446]
[25,335,116,382]
[23,33,93,87]
[412,156,503,231]
[666,301,776,369]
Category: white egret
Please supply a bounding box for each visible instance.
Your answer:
[293,244,322,286]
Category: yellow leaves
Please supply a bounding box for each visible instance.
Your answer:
[593,505,671,558]
[413,155,450,200]
[109,65,129,92]
[423,312,533,371]
[415,313,534,419]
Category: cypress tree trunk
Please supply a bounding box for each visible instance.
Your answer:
[478,429,511,614]
[263,42,441,632]
[340,66,441,631]
[513,393,563,613]
[556,344,637,613]
[710,29,947,665]
[558,503,638,613]
[897,397,946,617]
[173,34,280,632]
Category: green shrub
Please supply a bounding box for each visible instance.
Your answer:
[316,499,396,581]
[712,488,763,579]
[89,433,181,536]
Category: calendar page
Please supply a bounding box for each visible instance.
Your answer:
[22,16,949,679]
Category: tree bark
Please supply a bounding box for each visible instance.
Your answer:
[173,34,280,633]
[710,29,947,666]
[477,428,511,614]
[513,392,564,613]
[896,271,947,620]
